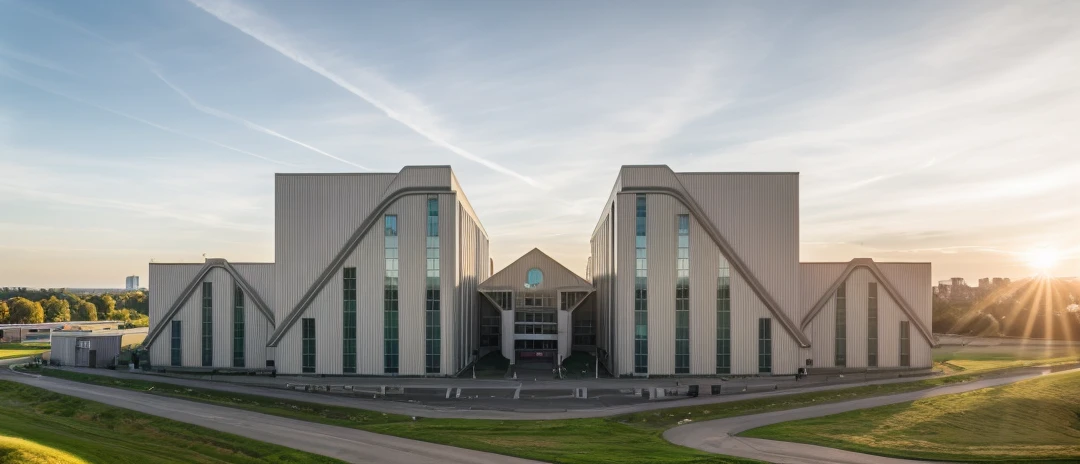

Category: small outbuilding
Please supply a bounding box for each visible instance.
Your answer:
[50,332,123,368]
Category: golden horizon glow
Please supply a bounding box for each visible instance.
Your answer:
[1025,247,1060,274]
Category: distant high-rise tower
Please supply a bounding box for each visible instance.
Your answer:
[125,275,139,290]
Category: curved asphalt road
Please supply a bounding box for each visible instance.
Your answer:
[0,359,538,464]
[665,367,1074,464]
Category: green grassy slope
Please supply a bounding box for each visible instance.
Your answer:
[0,380,341,464]
[741,370,1080,462]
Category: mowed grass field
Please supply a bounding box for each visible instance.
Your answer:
[0,380,341,464]
[0,343,50,360]
[934,342,1080,373]
[742,370,1080,462]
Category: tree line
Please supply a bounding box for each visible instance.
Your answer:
[0,288,149,325]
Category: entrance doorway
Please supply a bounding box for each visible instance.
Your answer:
[515,339,557,370]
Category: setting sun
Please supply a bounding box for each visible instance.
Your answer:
[1026,247,1060,272]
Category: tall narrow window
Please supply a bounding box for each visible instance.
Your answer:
[716,256,731,374]
[675,214,690,374]
[302,318,315,373]
[634,194,648,374]
[384,215,399,374]
[343,267,357,373]
[201,282,212,367]
[867,282,878,368]
[835,282,846,367]
[758,318,772,373]
[233,286,244,368]
[900,321,910,367]
[170,321,182,366]
[426,197,441,374]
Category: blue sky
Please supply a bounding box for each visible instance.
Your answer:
[1,0,1078,287]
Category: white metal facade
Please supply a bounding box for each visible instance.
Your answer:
[147,164,931,377]
[146,166,489,376]
[589,166,933,376]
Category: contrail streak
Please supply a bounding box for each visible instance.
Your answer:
[143,61,371,171]
[187,0,544,188]
[0,69,294,167]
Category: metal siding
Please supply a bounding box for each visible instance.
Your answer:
[615,194,635,375]
[231,264,274,368]
[798,263,847,323]
[678,173,800,328]
[91,336,122,366]
[148,263,202,365]
[645,194,681,375]
[689,214,718,374]
[440,194,457,374]
[50,336,76,366]
[345,215,384,375]
[480,249,591,290]
[398,194,426,375]
[589,214,613,366]
[274,173,396,328]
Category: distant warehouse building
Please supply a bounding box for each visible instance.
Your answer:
[146,165,932,376]
[51,331,122,368]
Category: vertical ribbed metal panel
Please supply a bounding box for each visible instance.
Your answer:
[397,194,426,375]
[558,309,572,360]
[501,309,515,360]
[91,336,122,366]
[274,173,395,326]
[645,194,683,375]
[802,262,933,369]
[178,286,201,367]
[148,263,202,365]
[677,173,800,327]
[613,194,636,375]
[231,264,273,369]
[206,267,231,367]
[589,214,613,363]
[51,336,76,366]
[798,263,847,323]
[347,213,384,375]
[689,214,718,374]
[440,193,458,374]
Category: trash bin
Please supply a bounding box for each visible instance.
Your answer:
[688,385,699,398]
[642,388,650,400]
[711,385,722,395]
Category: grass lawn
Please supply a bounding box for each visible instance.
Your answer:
[741,370,1080,462]
[30,365,1038,464]
[933,344,1080,374]
[0,343,49,360]
[0,380,341,464]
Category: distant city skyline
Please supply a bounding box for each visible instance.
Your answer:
[2,0,1078,287]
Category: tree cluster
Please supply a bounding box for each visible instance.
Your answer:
[0,288,149,325]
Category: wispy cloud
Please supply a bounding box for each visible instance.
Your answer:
[138,56,371,170]
[186,0,544,188]
[0,67,294,166]
[0,43,78,76]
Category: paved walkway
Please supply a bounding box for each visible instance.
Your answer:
[665,366,1077,464]
[0,360,537,464]
[47,365,990,420]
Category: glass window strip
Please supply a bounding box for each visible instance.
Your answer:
[675,214,690,374]
[384,215,399,374]
[302,318,316,373]
[868,282,878,367]
[343,267,357,373]
[201,282,212,367]
[758,318,772,373]
[634,194,648,374]
[233,286,244,368]
[170,321,181,366]
[426,198,440,374]
[716,256,731,374]
[835,282,846,367]
[900,321,911,367]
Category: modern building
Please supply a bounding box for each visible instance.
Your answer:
[146,165,933,377]
[125,275,140,290]
[587,166,932,376]
[146,166,489,376]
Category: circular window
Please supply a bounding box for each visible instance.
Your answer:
[525,268,543,288]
